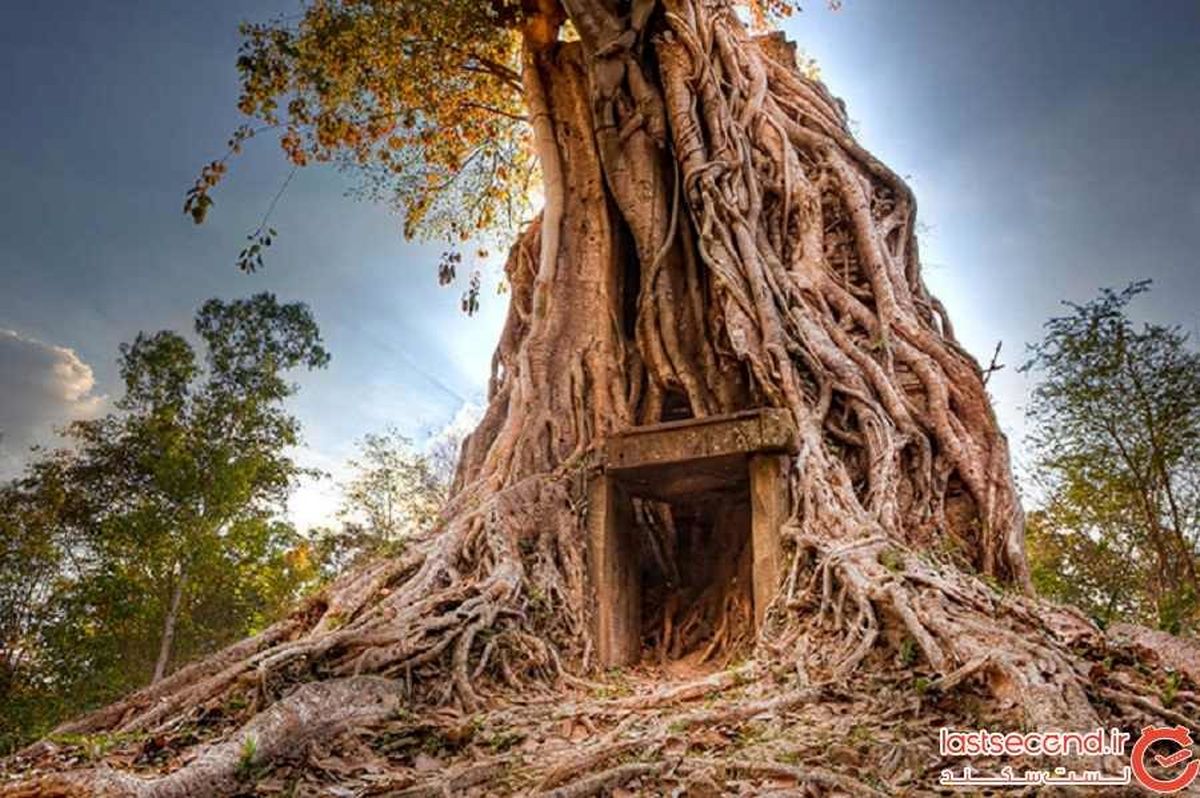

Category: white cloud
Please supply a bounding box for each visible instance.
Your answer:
[0,329,106,477]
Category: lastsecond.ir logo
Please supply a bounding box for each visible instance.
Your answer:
[1131,725,1200,794]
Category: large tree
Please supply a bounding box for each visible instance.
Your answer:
[6,2,1198,795]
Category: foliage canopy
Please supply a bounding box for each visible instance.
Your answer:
[0,294,329,751]
[184,0,813,274]
[1023,282,1200,633]
[187,0,533,251]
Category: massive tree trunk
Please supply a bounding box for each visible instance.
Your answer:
[7,1,1199,795]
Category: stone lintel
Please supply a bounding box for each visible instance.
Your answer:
[604,409,798,474]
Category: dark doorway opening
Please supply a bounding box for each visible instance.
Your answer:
[634,490,755,668]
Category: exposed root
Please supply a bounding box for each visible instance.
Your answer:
[537,762,665,798]
[534,740,642,792]
[5,627,1194,796]
[696,759,890,798]
[386,762,510,798]
[612,662,759,709]
[782,533,1102,732]
[6,677,397,798]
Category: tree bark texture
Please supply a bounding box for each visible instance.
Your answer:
[152,563,187,684]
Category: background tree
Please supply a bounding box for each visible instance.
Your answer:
[1023,282,1200,633]
[0,454,81,754]
[312,427,451,573]
[9,2,1200,795]
[0,294,327,751]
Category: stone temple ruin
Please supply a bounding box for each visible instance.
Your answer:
[586,409,798,668]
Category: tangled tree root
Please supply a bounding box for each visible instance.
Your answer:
[774,534,1104,733]
[5,531,1199,797]
[3,677,398,798]
[6,611,1197,797]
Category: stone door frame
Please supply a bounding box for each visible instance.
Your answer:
[586,409,798,668]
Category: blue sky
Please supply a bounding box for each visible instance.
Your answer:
[2,0,1198,524]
